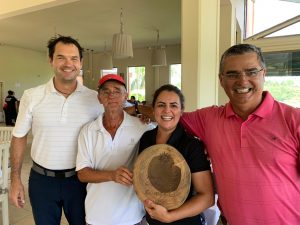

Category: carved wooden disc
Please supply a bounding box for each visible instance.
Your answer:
[133,144,191,210]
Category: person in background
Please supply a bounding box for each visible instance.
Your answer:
[129,96,138,107]
[76,74,153,225]
[181,44,300,225]
[130,96,140,114]
[4,90,18,126]
[139,84,214,225]
[123,96,141,116]
[9,35,103,225]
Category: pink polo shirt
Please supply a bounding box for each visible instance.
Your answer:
[181,91,300,225]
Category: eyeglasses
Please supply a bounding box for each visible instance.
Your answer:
[100,89,123,98]
[222,68,264,80]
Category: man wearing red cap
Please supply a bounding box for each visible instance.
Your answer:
[76,74,153,225]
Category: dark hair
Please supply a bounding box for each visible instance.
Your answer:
[47,35,84,60]
[8,90,14,95]
[152,84,185,109]
[219,44,266,74]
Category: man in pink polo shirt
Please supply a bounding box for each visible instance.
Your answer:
[181,44,300,225]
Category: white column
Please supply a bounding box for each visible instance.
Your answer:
[218,2,236,105]
[182,0,220,110]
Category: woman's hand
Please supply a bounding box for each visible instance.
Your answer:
[144,171,215,223]
[144,199,172,223]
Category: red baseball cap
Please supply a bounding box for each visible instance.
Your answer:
[98,74,126,88]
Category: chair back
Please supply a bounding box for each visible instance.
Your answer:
[0,142,10,225]
[137,105,155,121]
[0,142,9,191]
[124,106,137,116]
[0,127,13,143]
[0,127,12,225]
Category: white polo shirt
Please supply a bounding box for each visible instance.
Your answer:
[76,112,154,225]
[13,78,103,170]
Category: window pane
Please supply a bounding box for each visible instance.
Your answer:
[265,22,300,38]
[128,66,145,102]
[263,51,300,108]
[101,68,118,77]
[170,64,181,89]
[264,51,300,76]
[246,0,300,38]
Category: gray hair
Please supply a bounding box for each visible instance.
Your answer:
[219,44,266,74]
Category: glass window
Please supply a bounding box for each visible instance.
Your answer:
[101,68,118,77]
[170,64,181,89]
[265,22,300,38]
[245,0,300,38]
[128,66,145,102]
[263,51,300,107]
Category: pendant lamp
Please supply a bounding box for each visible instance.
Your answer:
[84,49,91,75]
[84,49,94,79]
[151,30,167,67]
[112,8,133,59]
[90,49,94,80]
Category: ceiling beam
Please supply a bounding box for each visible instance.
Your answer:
[0,0,79,19]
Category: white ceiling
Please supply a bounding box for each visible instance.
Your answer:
[0,0,181,53]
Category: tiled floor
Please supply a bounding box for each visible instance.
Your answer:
[2,131,68,225]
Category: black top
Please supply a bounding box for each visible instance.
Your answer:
[139,123,210,225]
[5,94,18,115]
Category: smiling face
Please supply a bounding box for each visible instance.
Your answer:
[154,90,183,134]
[50,42,82,83]
[219,52,266,115]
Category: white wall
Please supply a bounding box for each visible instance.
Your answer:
[0,45,52,101]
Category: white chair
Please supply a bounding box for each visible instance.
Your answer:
[0,126,13,178]
[0,127,13,143]
[0,142,10,225]
[0,127,12,225]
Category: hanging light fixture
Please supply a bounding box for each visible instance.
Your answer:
[54,26,58,38]
[84,49,90,75]
[112,8,133,59]
[90,49,94,80]
[102,41,113,69]
[151,29,167,67]
[83,49,94,79]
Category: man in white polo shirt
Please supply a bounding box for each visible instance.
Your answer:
[9,35,103,225]
[76,74,153,225]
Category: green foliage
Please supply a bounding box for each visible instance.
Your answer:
[170,64,181,89]
[129,90,145,101]
[128,66,146,101]
[264,78,300,107]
